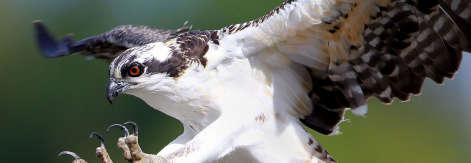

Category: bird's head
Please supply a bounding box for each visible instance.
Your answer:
[106,41,190,103]
[32,21,210,104]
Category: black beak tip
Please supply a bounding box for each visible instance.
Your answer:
[106,92,116,104]
[107,98,113,104]
[106,80,127,104]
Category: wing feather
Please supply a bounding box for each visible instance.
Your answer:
[34,21,191,60]
[218,0,470,135]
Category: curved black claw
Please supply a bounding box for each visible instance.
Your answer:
[58,151,81,160]
[123,121,139,136]
[89,132,105,146]
[106,123,130,137]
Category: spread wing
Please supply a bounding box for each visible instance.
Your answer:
[218,0,471,134]
[33,21,190,60]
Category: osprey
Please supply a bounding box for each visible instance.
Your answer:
[35,0,470,162]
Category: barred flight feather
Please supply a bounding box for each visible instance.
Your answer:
[308,0,470,135]
[218,0,471,135]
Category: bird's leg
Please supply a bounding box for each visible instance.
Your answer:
[163,117,243,163]
[107,122,167,163]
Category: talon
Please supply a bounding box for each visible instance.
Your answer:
[58,151,80,159]
[89,132,105,146]
[106,123,129,137]
[123,121,139,136]
[58,151,81,159]
[58,151,89,163]
[89,132,113,163]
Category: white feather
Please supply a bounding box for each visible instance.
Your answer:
[118,0,384,162]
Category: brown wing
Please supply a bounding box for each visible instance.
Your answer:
[33,21,190,60]
[304,0,471,135]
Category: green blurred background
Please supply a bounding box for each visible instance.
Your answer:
[1,0,470,162]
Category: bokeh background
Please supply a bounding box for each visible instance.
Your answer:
[1,0,470,162]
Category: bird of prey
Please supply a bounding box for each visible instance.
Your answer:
[34,0,471,162]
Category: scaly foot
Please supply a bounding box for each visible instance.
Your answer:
[107,122,167,163]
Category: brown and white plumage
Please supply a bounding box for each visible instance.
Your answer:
[216,0,471,135]
[35,0,471,162]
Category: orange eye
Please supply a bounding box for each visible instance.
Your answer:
[128,64,143,77]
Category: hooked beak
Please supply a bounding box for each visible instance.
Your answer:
[106,80,129,104]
